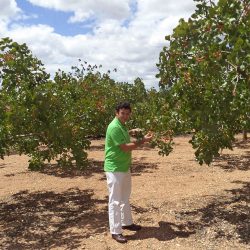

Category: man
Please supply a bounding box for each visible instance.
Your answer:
[104,102,153,243]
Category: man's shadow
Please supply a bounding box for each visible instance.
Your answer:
[126,221,195,241]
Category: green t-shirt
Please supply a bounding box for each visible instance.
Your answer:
[104,117,132,172]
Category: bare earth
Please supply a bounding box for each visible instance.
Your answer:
[0,135,249,250]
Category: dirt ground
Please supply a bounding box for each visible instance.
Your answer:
[0,135,249,250]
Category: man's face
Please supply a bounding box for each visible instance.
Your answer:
[116,108,131,124]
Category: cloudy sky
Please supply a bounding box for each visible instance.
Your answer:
[0,0,198,88]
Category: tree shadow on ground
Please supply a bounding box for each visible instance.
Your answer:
[38,160,159,180]
[177,181,250,245]
[131,161,159,176]
[233,138,250,149]
[88,144,105,151]
[0,188,108,250]
[213,152,250,171]
[0,163,8,168]
[213,137,250,171]
[38,160,104,179]
[127,221,195,241]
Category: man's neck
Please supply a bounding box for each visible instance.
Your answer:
[116,117,125,125]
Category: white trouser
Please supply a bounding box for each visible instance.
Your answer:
[106,171,133,234]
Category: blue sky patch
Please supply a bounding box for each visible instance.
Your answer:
[122,1,137,28]
[15,0,95,36]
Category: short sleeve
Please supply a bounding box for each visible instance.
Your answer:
[110,127,127,146]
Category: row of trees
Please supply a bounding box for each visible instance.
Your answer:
[0,0,249,169]
[0,38,173,170]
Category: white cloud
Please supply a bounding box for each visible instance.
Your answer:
[1,0,198,88]
[27,0,131,23]
[0,0,21,21]
[0,0,22,39]
[137,0,196,16]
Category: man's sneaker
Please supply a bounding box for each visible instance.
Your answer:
[112,234,127,243]
[122,224,142,231]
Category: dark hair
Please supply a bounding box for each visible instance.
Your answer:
[115,102,131,112]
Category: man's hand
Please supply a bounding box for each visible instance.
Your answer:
[143,132,154,143]
[120,131,154,151]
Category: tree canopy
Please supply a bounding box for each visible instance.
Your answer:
[157,0,250,164]
[0,0,249,169]
[0,38,172,169]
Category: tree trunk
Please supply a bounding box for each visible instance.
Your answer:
[243,130,247,141]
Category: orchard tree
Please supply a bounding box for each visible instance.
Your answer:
[0,37,172,170]
[0,37,50,164]
[157,0,250,164]
[0,39,100,169]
